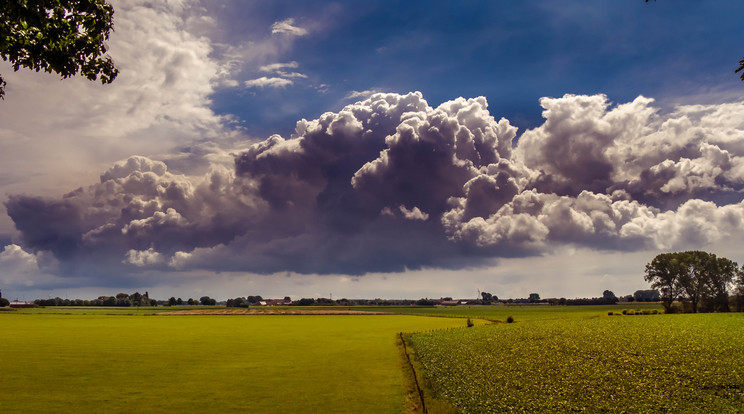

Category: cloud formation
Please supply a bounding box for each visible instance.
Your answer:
[245,77,294,88]
[6,92,744,281]
[271,18,308,37]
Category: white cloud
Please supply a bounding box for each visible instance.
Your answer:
[6,92,744,289]
[345,89,385,99]
[271,18,308,37]
[244,77,294,88]
[0,0,234,235]
[124,248,164,267]
[259,61,299,72]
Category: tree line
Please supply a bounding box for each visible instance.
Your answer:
[35,292,156,307]
[645,251,744,313]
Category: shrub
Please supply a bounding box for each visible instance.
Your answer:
[506,316,514,323]
[466,318,474,328]
[608,311,614,316]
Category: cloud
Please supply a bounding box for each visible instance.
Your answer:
[5,92,744,283]
[0,244,59,288]
[346,89,385,99]
[245,77,294,88]
[259,62,299,72]
[0,0,233,235]
[271,18,308,37]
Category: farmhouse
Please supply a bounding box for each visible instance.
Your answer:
[9,300,34,309]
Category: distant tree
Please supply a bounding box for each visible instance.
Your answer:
[676,251,715,313]
[645,251,738,313]
[0,297,9,307]
[734,266,744,312]
[187,298,195,305]
[247,295,263,304]
[644,253,685,312]
[701,256,737,312]
[176,297,183,305]
[602,290,618,304]
[168,297,177,306]
[226,297,250,308]
[199,296,215,306]
[528,293,540,303]
[633,289,660,302]
[296,298,314,306]
[481,292,496,304]
[0,0,119,99]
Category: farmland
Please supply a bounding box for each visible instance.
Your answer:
[2,304,742,413]
[0,312,472,413]
[408,312,744,413]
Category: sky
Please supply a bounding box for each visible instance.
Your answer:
[2,0,744,301]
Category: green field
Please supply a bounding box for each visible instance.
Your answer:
[2,304,741,413]
[408,312,744,413]
[0,312,471,413]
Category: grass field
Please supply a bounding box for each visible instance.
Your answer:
[3,303,737,413]
[408,312,744,413]
[0,312,472,413]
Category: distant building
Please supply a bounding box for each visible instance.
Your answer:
[9,300,34,308]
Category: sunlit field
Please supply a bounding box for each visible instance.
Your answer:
[0,312,470,413]
[2,304,739,413]
[409,312,744,413]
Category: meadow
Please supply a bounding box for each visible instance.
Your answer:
[0,311,471,413]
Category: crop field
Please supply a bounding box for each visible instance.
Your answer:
[0,312,472,413]
[408,312,744,413]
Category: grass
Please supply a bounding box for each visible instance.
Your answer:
[408,312,744,413]
[0,313,473,413]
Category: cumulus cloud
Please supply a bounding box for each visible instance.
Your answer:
[0,244,59,287]
[6,92,744,281]
[0,0,232,235]
[271,18,308,37]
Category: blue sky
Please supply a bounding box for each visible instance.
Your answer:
[209,1,743,137]
[1,0,744,301]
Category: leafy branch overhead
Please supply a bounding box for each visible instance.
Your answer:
[0,0,119,99]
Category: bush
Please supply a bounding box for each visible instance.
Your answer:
[608,311,614,316]
[467,318,474,328]
[506,316,514,323]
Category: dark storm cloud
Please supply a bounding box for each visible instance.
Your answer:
[6,92,744,278]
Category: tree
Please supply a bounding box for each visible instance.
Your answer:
[0,0,118,99]
[0,297,9,307]
[644,253,685,313]
[645,251,738,313]
[701,256,737,312]
[602,290,618,304]
[168,297,177,306]
[633,289,660,302]
[528,293,540,303]
[676,251,714,313]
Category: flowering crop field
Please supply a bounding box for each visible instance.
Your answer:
[409,313,744,413]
